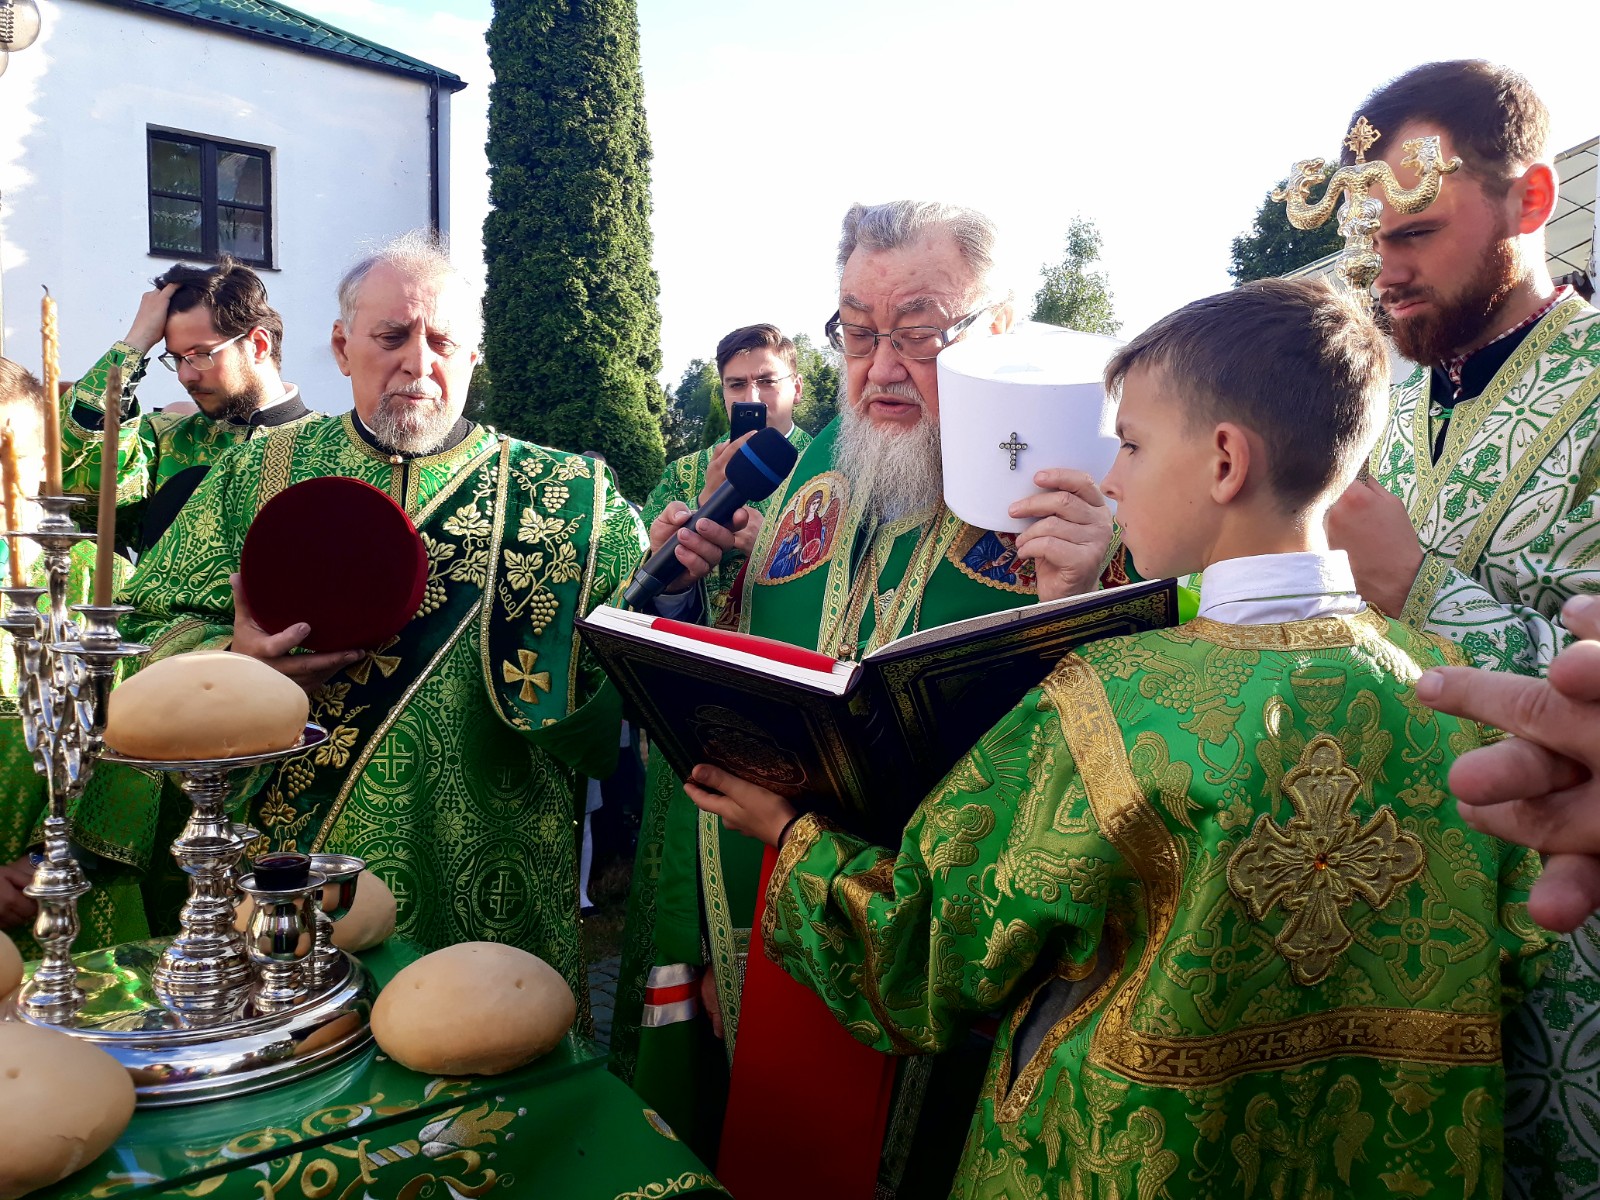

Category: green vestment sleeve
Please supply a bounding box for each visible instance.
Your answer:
[60,344,157,513]
[765,689,1107,1054]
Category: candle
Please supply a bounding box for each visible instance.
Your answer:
[0,424,22,587]
[94,364,122,606]
[40,288,62,496]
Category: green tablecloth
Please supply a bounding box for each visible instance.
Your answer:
[33,943,726,1200]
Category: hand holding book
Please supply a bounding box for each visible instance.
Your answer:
[685,763,797,847]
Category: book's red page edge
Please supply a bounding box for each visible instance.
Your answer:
[648,617,839,674]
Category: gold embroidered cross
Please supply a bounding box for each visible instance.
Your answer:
[346,640,402,686]
[1227,735,1424,985]
[502,649,552,704]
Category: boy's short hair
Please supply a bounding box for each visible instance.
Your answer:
[0,357,47,446]
[153,255,285,368]
[716,324,798,378]
[1342,60,1550,197]
[1104,278,1389,508]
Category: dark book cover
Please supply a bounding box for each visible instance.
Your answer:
[579,577,1179,839]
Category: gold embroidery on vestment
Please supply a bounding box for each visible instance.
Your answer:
[1228,735,1425,986]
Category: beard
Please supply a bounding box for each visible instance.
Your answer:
[833,380,943,524]
[188,382,264,424]
[366,387,458,455]
[1379,234,1523,365]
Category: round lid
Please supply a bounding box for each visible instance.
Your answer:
[240,476,428,652]
[936,326,1126,387]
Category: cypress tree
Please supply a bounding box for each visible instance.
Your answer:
[482,0,665,500]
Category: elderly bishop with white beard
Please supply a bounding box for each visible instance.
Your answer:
[121,230,648,1010]
[618,200,1121,1200]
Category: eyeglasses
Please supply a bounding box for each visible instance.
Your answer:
[157,331,247,371]
[824,307,992,360]
[722,373,794,398]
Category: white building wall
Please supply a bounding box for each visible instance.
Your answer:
[0,0,444,412]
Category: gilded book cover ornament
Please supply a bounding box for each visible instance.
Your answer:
[1273,116,1461,297]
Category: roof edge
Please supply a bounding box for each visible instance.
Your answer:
[81,0,469,92]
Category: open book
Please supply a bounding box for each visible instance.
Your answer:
[579,577,1178,840]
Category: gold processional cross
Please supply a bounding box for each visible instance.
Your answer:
[1227,735,1425,985]
[1273,116,1461,298]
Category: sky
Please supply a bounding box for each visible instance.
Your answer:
[311,0,1600,385]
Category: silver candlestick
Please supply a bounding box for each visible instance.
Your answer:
[2,495,145,1024]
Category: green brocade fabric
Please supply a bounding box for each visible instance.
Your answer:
[2,542,158,960]
[1367,298,1600,1196]
[121,415,646,1013]
[765,609,1553,1200]
[610,431,812,1089]
[34,941,726,1200]
[60,343,320,553]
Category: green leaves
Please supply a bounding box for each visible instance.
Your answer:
[482,0,665,501]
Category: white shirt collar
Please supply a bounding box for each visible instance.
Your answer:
[1197,550,1365,626]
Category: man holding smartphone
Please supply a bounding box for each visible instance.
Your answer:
[642,322,809,629]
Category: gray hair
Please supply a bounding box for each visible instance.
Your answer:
[337,229,483,350]
[836,201,1001,304]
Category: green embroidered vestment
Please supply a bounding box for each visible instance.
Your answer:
[1372,296,1600,676]
[1369,297,1600,1196]
[121,415,646,1011]
[60,343,320,552]
[611,430,813,1085]
[765,609,1552,1200]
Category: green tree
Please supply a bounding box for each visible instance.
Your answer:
[481,0,664,500]
[792,333,842,435]
[660,358,718,463]
[1228,176,1345,283]
[699,393,728,449]
[1031,217,1121,335]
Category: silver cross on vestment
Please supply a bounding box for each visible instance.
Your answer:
[999,432,1028,471]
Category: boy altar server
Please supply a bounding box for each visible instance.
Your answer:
[688,278,1553,1199]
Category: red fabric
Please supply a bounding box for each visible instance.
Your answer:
[649,618,839,674]
[642,979,700,1007]
[716,846,897,1200]
[240,476,428,651]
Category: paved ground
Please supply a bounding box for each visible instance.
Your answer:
[588,954,621,1047]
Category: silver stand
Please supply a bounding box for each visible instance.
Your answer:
[0,495,377,1105]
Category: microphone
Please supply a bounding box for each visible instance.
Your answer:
[623,427,799,610]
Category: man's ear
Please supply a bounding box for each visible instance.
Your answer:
[1513,161,1558,235]
[247,326,273,365]
[990,301,1016,336]
[331,321,352,378]
[1212,422,1252,504]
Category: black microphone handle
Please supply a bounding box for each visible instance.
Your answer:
[622,479,746,609]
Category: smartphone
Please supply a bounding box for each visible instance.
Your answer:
[729,401,768,442]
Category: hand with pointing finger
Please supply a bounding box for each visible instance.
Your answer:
[1416,594,1600,931]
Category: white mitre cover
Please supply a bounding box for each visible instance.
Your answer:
[938,326,1126,533]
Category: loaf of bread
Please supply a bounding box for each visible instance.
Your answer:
[371,942,575,1075]
[104,651,309,760]
[331,871,396,952]
[0,934,20,998]
[0,1023,136,1199]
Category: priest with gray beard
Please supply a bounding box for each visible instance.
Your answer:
[619,200,1120,1200]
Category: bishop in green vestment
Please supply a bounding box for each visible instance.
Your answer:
[120,240,648,1023]
[60,262,318,555]
[611,204,1121,1186]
